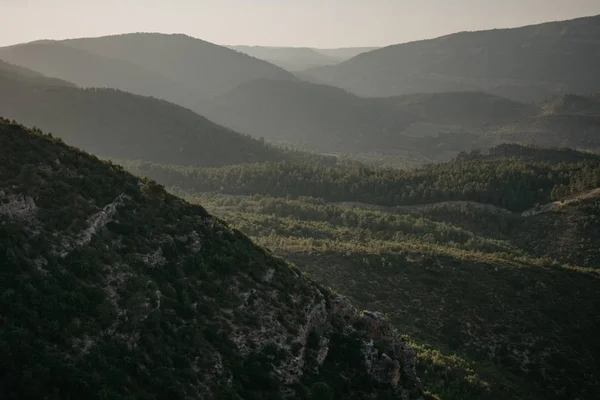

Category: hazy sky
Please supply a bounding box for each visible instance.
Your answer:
[1,0,599,48]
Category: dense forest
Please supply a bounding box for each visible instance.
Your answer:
[118,145,600,212]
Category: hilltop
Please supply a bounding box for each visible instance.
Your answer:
[0,119,425,400]
[304,14,600,101]
[0,33,297,113]
[0,62,299,167]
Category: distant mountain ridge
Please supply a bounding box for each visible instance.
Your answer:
[206,76,600,163]
[0,61,295,167]
[0,33,297,114]
[304,14,600,101]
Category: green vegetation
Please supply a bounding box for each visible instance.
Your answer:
[118,145,600,212]
[0,119,424,400]
[181,190,600,400]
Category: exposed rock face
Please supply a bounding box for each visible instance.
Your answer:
[0,194,37,219]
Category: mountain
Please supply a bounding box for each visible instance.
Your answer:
[0,34,297,113]
[205,79,529,157]
[0,118,425,400]
[304,14,600,101]
[0,41,191,104]
[205,79,416,151]
[0,63,295,167]
[0,58,76,88]
[206,75,600,164]
[63,33,297,98]
[228,46,378,71]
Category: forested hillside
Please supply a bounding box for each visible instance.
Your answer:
[304,14,600,101]
[117,145,600,212]
[0,62,310,166]
[0,41,190,105]
[207,77,600,163]
[0,119,426,400]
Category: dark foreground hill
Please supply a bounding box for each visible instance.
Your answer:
[304,14,600,101]
[0,60,300,167]
[0,119,425,400]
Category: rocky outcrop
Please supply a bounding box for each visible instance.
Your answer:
[323,295,422,399]
[58,193,130,257]
[0,194,37,220]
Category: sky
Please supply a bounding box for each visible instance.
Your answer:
[1,0,600,48]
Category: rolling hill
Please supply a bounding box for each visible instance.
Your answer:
[0,61,296,166]
[0,33,298,114]
[204,78,415,151]
[0,119,426,400]
[63,33,297,98]
[303,14,600,101]
[0,58,76,88]
[0,41,191,105]
[206,78,600,163]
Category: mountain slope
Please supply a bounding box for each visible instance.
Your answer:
[493,94,600,150]
[0,65,292,166]
[62,33,297,98]
[304,14,600,101]
[0,119,424,400]
[0,58,76,88]
[315,47,379,60]
[205,79,415,151]
[0,34,297,114]
[150,145,600,399]
[0,41,191,104]
[207,77,600,162]
[205,80,534,155]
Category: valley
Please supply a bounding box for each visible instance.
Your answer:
[1,7,600,400]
